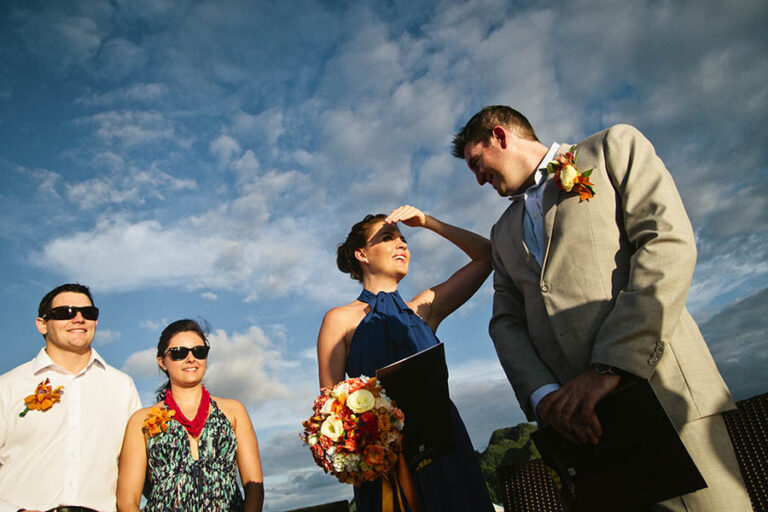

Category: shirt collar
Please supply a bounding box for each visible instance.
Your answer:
[509,142,561,202]
[32,346,106,376]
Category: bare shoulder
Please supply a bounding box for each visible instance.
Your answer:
[212,396,250,426]
[127,402,162,427]
[323,300,367,325]
[321,300,369,341]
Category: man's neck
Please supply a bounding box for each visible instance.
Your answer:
[45,345,93,375]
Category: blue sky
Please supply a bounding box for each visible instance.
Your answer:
[1,0,767,509]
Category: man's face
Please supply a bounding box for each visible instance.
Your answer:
[36,292,97,355]
[463,129,532,196]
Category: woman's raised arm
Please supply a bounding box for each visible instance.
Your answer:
[385,205,492,330]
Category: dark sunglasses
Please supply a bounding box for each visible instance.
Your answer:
[164,345,210,361]
[42,305,100,321]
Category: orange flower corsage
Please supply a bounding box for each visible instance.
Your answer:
[547,145,596,202]
[19,378,64,417]
[143,405,176,437]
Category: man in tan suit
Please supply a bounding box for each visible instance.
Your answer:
[452,105,750,510]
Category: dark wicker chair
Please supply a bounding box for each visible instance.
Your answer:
[497,458,568,512]
[723,392,768,512]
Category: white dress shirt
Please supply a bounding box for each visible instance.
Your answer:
[0,348,141,512]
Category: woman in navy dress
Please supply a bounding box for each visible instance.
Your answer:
[317,205,495,511]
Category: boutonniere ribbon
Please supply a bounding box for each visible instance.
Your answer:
[547,145,596,201]
[19,378,64,417]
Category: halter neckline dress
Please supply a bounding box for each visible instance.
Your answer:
[145,398,244,511]
[346,289,494,512]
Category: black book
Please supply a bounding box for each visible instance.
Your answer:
[531,379,706,511]
[376,343,454,470]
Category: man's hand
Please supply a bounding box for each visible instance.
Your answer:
[536,367,620,444]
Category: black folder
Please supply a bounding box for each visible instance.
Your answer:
[531,379,706,510]
[376,343,454,469]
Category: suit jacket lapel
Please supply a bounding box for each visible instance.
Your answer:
[539,144,569,275]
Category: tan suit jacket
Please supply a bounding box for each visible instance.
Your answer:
[490,124,734,428]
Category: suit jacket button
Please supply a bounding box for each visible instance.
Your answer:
[540,284,549,292]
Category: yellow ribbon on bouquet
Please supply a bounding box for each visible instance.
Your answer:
[381,453,421,512]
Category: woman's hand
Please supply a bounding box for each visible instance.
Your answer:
[385,205,428,228]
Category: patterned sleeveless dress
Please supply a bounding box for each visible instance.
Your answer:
[346,289,494,512]
[145,399,244,511]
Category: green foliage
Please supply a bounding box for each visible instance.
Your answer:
[476,423,541,503]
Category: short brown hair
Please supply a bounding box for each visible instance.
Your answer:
[38,283,94,318]
[451,105,538,158]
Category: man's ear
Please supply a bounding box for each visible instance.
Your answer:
[354,248,368,264]
[492,126,507,149]
[35,317,47,336]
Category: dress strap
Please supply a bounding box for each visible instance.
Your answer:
[357,289,411,314]
[357,288,377,305]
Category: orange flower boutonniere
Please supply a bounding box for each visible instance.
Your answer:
[19,378,64,417]
[547,145,596,202]
[143,406,176,438]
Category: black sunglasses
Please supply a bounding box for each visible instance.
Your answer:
[42,305,100,321]
[164,345,210,361]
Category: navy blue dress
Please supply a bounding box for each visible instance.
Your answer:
[346,289,494,512]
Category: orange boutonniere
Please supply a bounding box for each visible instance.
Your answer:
[547,145,596,201]
[143,406,176,438]
[19,378,64,417]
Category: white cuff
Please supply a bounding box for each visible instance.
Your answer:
[530,383,561,423]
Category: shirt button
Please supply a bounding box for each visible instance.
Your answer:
[540,284,549,292]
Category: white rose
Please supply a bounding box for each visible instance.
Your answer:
[559,164,579,191]
[320,398,335,416]
[320,414,344,442]
[332,382,350,399]
[347,389,375,413]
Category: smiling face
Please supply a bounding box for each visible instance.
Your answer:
[36,291,96,357]
[464,127,536,197]
[356,221,410,280]
[158,330,208,388]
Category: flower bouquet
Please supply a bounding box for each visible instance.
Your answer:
[300,376,405,485]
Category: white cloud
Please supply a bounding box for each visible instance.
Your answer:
[94,328,120,345]
[200,292,218,301]
[210,135,242,167]
[65,167,196,209]
[17,166,61,199]
[122,347,159,379]
[79,110,188,149]
[204,326,291,406]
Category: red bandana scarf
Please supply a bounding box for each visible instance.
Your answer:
[164,387,210,438]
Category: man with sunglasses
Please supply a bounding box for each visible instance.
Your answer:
[0,283,141,512]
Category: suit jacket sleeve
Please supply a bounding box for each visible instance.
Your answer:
[490,223,558,419]
[590,125,697,379]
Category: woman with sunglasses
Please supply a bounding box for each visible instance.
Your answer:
[317,205,495,511]
[117,319,264,512]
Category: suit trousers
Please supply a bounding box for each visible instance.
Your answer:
[652,413,751,511]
